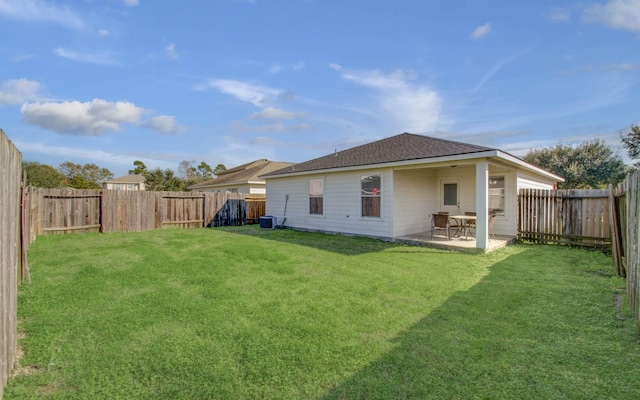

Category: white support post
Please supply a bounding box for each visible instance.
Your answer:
[476,161,489,250]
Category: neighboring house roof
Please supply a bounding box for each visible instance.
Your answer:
[104,174,145,184]
[262,132,563,181]
[188,159,294,190]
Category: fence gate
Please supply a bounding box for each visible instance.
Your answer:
[518,189,611,249]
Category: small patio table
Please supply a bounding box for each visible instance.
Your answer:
[450,215,476,240]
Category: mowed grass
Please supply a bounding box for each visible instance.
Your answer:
[5,226,640,399]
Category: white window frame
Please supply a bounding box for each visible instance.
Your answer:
[360,174,382,218]
[309,178,324,216]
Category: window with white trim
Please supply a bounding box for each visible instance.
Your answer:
[309,179,324,215]
[489,175,505,215]
[361,175,381,218]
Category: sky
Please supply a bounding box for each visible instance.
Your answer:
[1,0,639,178]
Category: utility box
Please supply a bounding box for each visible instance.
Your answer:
[259,215,276,229]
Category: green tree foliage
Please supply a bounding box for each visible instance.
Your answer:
[58,161,114,189]
[213,163,226,176]
[144,168,186,191]
[196,161,215,179]
[523,139,627,189]
[128,160,148,176]
[22,161,66,188]
[128,160,226,192]
[621,124,640,168]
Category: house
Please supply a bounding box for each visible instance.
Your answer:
[188,159,294,194]
[261,133,563,251]
[103,174,146,191]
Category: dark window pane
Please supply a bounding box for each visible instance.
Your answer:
[443,183,457,206]
[362,197,380,217]
[310,197,323,215]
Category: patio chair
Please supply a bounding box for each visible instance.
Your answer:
[431,213,453,240]
[464,211,476,237]
[488,212,497,240]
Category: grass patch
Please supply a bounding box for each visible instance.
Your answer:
[5,226,640,399]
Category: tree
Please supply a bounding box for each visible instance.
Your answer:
[129,160,148,176]
[144,168,185,191]
[621,124,640,167]
[213,163,226,176]
[196,161,214,179]
[523,139,627,189]
[58,161,114,189]
[178,160,197,180]
[22,161,66,188]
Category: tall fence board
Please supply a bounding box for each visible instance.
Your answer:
[25,189,266,240]
[613,172,640,331]
[0,129,21,398]
[518,189,611,248]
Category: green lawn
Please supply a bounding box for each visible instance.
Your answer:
[5,226,640,399]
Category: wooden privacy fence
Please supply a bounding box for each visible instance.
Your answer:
[518,189,611,248]
[25,188,266,241]
[611,172,640,331]
[1,130,22,398]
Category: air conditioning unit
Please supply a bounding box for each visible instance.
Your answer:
[259,215,277,229]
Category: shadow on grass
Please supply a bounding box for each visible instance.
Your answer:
[213,225,426,256]
[319,247,638,400]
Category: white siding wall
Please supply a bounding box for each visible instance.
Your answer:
[265,168,394,238]
[516,170,557,190]
[392,169,436,236]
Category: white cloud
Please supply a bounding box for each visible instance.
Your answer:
[0,0,85,29]
[584,0,640,32]
[54,48,118,65]
[21,98,186,136]
[21,99,146,135]
[0,79,43,105]
[329,63,342,71]
[124,0,139,6]
[98,29,110,37]
[251,107,305,120]
[269,61,305,74]
[140,115,185,135]
[231,121,311,134]
[335,67,442,132]
[470,23,491,39]
[14,140,177,172]
[204,79,281,107]
[548,8,570,22]
[165,43,177,60]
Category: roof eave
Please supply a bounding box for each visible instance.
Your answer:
[262,150,564,182]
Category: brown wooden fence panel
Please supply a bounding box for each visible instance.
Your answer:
[625,173,640,330]
[1,129,21,397]
[518,189,611,248]
[25,189,266,237]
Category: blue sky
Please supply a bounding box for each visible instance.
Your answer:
[1,0,639,177]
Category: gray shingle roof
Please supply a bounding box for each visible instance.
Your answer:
[262,133,495,177]
[188,159,294,189]
[104,174,145,183]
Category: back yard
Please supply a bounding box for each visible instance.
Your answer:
[5,226,640,399]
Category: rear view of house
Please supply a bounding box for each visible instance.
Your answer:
[261,133,563,251]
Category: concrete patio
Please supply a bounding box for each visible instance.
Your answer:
[395,231,516,253]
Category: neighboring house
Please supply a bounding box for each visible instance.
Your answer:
[103,174,146,191]
[261,133,563,251]
[188,159,294,194]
